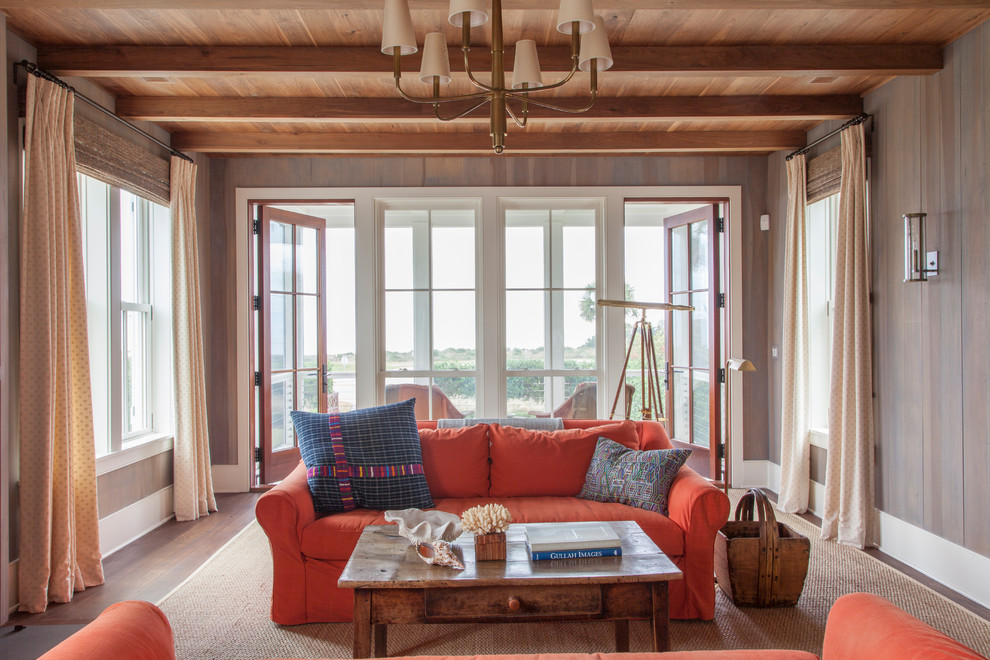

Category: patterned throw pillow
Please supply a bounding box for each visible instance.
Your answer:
[578,437,691,516]
[291,399,434,515]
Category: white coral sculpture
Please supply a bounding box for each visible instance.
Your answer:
[460,503,512,535]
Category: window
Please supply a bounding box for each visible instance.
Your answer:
[806,193,839,433]
[79,173,172,456]
[381,201,479,419]
[503,201,600,418]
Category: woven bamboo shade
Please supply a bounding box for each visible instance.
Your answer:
[806,146,841,205]
[74,115,170,207]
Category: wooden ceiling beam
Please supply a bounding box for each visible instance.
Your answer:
[39,44,942,78]
[116,94,863,123]
[170,129,807,154]
[6,0,990,9]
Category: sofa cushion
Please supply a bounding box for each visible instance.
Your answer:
[299,496,685,561]
[579,437,691,516]
[419,424,491,498]
[291,399,433,515]
[489,421,640,497]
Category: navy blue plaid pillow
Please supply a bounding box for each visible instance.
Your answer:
[291,399,434,515]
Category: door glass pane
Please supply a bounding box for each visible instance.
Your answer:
[432,376,475,419]
[296,225,319,294]
[691,292,709,369]
[671,225,689,292]
[506,290,546,367]
[505,224,545,289]
[562,289,596,365]
[432,221,475,289]
[330,375,356,413]
[271,372,294,451]
[624,225,664,303]
[270,221,293,292]
[327,226,356,373]
[690,219,709,291]
[672,368,690,442]
[692,370,710,448]
[671,293,690,367]
[433,291,476,369]
[297,371,320,414]
[270,293,294,371]
[296,295,318,369]
[558,218,595,289]
[506,376,545,418]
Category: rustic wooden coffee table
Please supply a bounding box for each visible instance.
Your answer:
[338,520,682,658]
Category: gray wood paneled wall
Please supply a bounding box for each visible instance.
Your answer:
[766,23,990,558]
[205,155,772,465]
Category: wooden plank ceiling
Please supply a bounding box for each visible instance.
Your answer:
[3,0,989,156]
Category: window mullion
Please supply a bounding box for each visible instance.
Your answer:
[109,188,124,453]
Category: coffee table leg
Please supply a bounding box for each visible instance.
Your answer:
[614,619,630,651]
[374,623,387,657]
[353,589,372,658]
[651,582,670,652]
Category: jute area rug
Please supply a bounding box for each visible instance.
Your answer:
[158,493,990,660]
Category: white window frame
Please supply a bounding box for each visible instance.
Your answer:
[500,197,604,416]
[230,186,743,493]
[78,173,174,467]
[377,198,483,413]
[806,193,839,448]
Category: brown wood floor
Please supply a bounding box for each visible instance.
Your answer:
[7,491,262,627]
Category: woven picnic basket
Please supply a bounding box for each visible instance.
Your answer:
[714,488,810,607]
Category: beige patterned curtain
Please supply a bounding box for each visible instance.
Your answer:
[778,155,812,514]
[18,75,104,612]
[822,123,875,548]
[171,156,217,521]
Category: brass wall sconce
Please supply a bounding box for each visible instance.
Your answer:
[904,212,938,282]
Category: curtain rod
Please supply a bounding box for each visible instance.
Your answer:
[785,113,872,161]
[16,60,194,164]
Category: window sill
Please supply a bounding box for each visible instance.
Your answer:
[808,427,829,450]
[96,433,174,477]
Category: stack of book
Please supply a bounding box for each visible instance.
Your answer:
[523,521,622,561]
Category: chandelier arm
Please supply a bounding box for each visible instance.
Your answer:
[394,77,489,104]
[506,90,598,114]
[434,97,491,122]
[463,48,497,93]
[504,101,528,128]
[510,59,580,94]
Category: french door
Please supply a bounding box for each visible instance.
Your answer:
[257,206,328,484]
[664,205,722,480]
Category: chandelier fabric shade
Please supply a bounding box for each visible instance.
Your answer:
[420,32,452,84]
[579,15,613,71]
[448,0,490,27]
[382,0,612,154]
[381,0,418,55]
[511,40,543,89]
[556,0,597,34]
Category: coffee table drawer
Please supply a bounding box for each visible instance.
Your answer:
[425,584,602,619]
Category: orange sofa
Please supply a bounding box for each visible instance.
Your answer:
[38,593,988,659]
[256,419,730,625]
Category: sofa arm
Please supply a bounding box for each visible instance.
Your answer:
[255,461,317,625]
[666,466,730,536]
[39,601,175,660]
[823,593,986,660]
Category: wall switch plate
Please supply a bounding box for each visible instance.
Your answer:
[760,214,770,231]
[926,251,938,275]
[772,345,779,359]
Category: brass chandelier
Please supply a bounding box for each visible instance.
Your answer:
[381,0,613,154]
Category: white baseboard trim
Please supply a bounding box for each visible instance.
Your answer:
[99,486,175,557]
[7,558,17,617]
[877,510,990,610]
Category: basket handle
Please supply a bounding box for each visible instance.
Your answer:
[734,488,782,605]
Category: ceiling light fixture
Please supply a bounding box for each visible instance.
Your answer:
[382,0,613,155]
